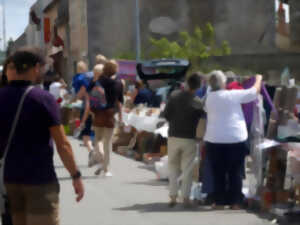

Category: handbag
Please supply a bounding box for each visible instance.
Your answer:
[0,86,34,218]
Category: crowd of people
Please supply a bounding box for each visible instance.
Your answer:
[0,45,271,224]
[161,71,263,209]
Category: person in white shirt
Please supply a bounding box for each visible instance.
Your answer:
[49,75,67,102]
[204,70,262,210]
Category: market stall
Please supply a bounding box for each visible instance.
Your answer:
[248,84,300,219]
[113,59,189,162]
[113,59,300,216]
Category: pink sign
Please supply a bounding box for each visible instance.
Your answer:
[117,60,137,80]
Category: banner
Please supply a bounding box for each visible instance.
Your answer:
[44,18,51,43]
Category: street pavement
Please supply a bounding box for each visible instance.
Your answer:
[55,138,273,225]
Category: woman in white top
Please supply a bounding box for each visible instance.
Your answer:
[204,70,262,209]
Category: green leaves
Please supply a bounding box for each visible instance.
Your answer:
[115,23,231,71]
[149,23,231,67]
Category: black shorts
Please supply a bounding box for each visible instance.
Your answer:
[80,115,93,137]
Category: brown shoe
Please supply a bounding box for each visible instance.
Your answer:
[168,196,177,208]
[168,201,177,208]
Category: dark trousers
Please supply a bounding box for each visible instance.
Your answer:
[1,195,13,225]
[206,142,246,205]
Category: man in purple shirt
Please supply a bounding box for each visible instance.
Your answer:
[0,49,84,225]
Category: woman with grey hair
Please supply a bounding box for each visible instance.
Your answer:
[204,70,262,209]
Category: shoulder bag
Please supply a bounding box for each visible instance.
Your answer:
[0,86,34,215]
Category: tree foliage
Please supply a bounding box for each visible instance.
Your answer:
[149,23,231,64]
[115,51,136,60]
[115,23,231,71]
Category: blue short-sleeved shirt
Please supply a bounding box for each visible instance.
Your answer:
[72,73,90,94]
[0,81,61,184]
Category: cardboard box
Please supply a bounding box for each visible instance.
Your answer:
[61,108,73,125]
[160,145,167,156]
[61,107,81,126]
[275,191,290,203]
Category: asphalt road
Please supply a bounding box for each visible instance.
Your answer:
[55,138,273,225]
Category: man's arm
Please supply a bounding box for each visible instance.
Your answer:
[80,93,90,127]
[76,86,87,101]
[70,85,86,103]
[74,86,90,126]
[59,78,68,89]
[193,97,205,118]
[50,125,84,202]
[130,88,138,104]
[160,98,173,121]
[116,100,123,124]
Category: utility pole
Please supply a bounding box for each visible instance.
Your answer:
[135,0,141,61]
[2,0,6,50]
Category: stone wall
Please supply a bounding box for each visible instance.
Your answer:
[86,0,136,67]
[85,0,214,66]
[289,0,300,46]
[69,0,88,62]
[85,0,277,66]
[138,0,214,51]
[26,0,44,48]
[10,33,27,53]
[213,0,277,54]
[202,53,300,84]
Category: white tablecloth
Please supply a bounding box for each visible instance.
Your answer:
[122,110,169,137]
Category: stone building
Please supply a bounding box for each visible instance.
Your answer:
[10,0,300,80]
[289,0,300,47]
[85,0,278,65]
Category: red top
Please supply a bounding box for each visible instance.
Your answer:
[226,81,244,90]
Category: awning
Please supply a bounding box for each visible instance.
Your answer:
[49,46,63,56]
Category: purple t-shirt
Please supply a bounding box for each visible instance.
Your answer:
[0,81,61,184]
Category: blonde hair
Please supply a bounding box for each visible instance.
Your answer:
[103,59,118,77]
[77,61,88,74]
[95,54,107,65]
[93,64,104,76]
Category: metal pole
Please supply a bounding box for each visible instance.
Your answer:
[2,0,6,50]
[135,0,141,61]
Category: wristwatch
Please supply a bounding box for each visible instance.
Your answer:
[71,171,82,180]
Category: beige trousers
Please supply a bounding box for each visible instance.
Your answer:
[168,137,197,199]
[5,182,60,225]
[93,126,114,171]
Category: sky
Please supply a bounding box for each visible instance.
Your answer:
[0,0,291,50]
[0,0,36,49]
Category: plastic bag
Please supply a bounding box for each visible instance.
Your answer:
[154,156,169,180]
[190,182,207,201]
